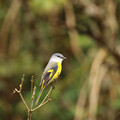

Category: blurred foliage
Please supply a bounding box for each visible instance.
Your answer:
[0,0,120,120]
[30,0,64,14]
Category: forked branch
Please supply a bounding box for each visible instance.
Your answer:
[12,75,53,120]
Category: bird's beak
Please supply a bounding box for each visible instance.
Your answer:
[63,56,67,60]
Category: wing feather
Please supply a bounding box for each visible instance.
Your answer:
[40,62,58,87]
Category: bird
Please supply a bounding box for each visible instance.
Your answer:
[35,53,66,105]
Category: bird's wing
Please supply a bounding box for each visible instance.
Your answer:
[39,62,58,87]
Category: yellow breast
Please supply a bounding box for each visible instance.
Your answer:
[52,62,62,80]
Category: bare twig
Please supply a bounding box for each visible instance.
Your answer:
[41,86,53,104]
[13,89,29,112]
[13,75,29,111]
[12,75,54,120]
[19,90,30,111]
[31,86,36,110]
[31,76,34,97]
[32,98,51,112]
[32,87,53,112]
[20,74,25,92]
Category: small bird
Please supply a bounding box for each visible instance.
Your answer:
[35,53,66,105]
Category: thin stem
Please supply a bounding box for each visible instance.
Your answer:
[29,77,35,120]
[20,74,25,92]
[41,87,53,104]
[32,98,51,112]
[31,76,33,97]
[14,88,29,111]
[18,91,29,111]
[12,75,54,119]
[30,86,36,110]
[28,111,31,120]
[32,87,53,112]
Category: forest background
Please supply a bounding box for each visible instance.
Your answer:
[0,0,120,120]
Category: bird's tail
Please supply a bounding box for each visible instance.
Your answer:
[35,87,44,105]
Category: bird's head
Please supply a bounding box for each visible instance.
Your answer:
[49,53,66,63]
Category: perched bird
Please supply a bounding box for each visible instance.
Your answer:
[35,53,66,105]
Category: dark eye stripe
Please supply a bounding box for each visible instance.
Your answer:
[57,55,63,59]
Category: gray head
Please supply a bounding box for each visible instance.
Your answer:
[49,53,66,63]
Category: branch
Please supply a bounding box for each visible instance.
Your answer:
[31,76,34,97]
[32,87,53,112]
[13,75,29,111]
[30,86,36,110]
[28,85,36,120]
[12,75,54,120]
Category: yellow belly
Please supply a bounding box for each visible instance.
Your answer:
[52,62,62,80]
